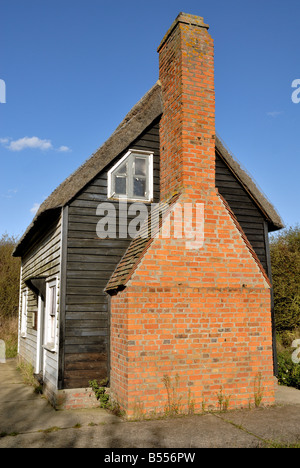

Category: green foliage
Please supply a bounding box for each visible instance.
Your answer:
[277,348,300,390]
[0,233,20,320]
[271,226,300,390]
[1,316,18,357]
[0,234,20,357]
[89,378,109,408]
[89,378,125,417]
[270,225,300,333]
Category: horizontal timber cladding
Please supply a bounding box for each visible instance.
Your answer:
[215,151,268,275]
[20,214,62,389]
[63,119,160,389]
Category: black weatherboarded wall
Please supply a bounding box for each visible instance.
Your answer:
[215,151,269,275]
[61,119,160,389]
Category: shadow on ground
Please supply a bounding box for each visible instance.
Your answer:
[1,359,300,448]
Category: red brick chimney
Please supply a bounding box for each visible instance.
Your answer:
[109,13,275,418]
[158,13,215,201]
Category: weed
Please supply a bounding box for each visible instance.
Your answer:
[34,385,43,395]
[162,373,183,416]
[187,388,195,415]
[109,401,126,418]
[201,394,207,413]
[267,440,300,448]
[17,358,41,393]
[254,372,264,408]
[216,386,231,412]
[89,378,109,409]
[133,400,146,420]
[89,379,125,418]
[40,426,61,434]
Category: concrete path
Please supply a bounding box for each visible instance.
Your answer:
[1,359,300,448]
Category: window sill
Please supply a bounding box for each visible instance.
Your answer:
[20,333,27,339]
[108,196,153,203]
[43,343,57,354]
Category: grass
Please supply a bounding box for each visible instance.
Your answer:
[268,441,300,448]
[0,316,18,358]
[0,431,19,438]
[73,423,82,429]
[39,426,61,434]
[16,358,43,393]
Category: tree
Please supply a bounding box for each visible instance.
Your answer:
[0,233,21,320]
[270,225,300,333]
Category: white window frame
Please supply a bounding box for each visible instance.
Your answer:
[44,278,58,352]
[20,289,28,338]
[107,149,154,202]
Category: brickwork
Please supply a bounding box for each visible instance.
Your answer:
[110,286,273,417]
[110,195,275,417]
[54,387,99,410]
[158,13,215,201]
[109,13,275,418]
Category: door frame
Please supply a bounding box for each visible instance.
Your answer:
[36,293,45,376]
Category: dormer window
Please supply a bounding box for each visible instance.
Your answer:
[108,150,153,201]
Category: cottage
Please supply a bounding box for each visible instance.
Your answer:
[13,13,284,416]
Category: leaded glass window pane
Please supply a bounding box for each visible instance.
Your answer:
[133,177,146,197]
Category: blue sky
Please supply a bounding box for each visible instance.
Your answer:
[0,0,299,238]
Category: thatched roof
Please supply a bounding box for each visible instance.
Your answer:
[13,82,284,257]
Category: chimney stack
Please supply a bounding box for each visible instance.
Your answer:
[158,13,215,201]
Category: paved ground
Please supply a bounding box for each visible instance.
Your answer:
[1,358,300,448]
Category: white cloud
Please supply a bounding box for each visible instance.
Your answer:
[1,189,18,199]
[0,136,71,153]
[58,145,71,152]
[267,111,283,118]
[7,136,53,152]
[30,203,41,215]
